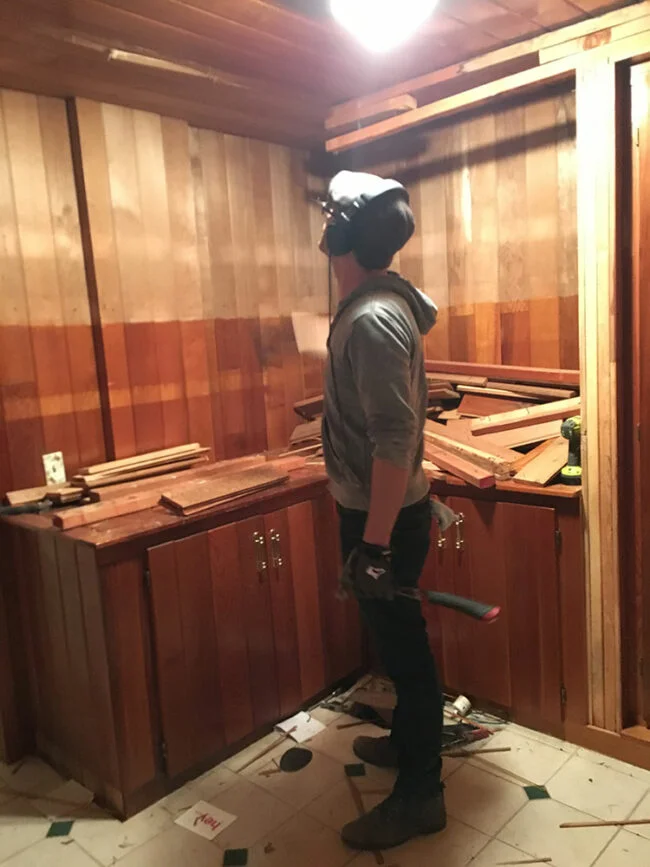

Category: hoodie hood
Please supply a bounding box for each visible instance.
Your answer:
[334,271,438,337]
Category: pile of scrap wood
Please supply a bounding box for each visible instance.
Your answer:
[421,362,581,489]
[49,451,312,531]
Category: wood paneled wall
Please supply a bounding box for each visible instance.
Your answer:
[358,88,579,368]
[75,99,327,463]
[0,90,106,494]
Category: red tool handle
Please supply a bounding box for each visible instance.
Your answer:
[425,590,500,622]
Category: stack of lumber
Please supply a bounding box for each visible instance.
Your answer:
[71,443,210,489]
[49,453,305,531]
[421,364,581,489]
[161,465,289,517]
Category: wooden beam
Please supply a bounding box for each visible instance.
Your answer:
[326,55,576,153]
[576,56,622,732]
[486,381,578,400]
[423,444,495,489]
[424,361,580,387]
[326,95,417,132]
[471,398,581,435]
[423,422,514,479]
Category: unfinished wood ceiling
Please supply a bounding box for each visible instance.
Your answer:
[0,0,640,145]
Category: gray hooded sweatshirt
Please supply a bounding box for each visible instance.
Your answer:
[323,272,438,511]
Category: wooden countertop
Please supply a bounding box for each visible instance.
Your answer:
[3,462,580,563]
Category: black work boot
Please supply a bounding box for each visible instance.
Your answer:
[341,791,446,850]
[352,735,398,768]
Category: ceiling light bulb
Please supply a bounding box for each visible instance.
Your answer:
[330,0,438,53]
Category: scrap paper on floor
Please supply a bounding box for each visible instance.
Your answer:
[276,710,325,744]
[175,801,237,840]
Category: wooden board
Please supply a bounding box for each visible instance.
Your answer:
[486,381,578,400]
[424,361,580,387]
[458,393,536,418]
[471,397,580,435]
[513,437,568,486]
[161,466,288,513]
[290,419,322,445]
[435,420,520,463]
[423,444,495,489]
[457,384,543,401]
[293,395,323,421]
[427,372,488,388]
[512,437,564,473]
[485,420,564,449]
[424,422,514,479]
[79,444,203,476]
[52,491,162,530]
[75,456,210,488]
[5,483,67,506]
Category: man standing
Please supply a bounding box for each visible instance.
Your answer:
[321,171,447,850]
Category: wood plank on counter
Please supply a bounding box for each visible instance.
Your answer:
[424,360,580,387]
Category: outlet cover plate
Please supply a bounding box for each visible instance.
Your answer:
[43,451,67,485]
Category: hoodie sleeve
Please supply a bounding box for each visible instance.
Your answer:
[346,304,417,469]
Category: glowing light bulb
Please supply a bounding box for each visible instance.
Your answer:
[330,0,438,53]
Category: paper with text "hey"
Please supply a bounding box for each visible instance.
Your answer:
[175,800,237,840]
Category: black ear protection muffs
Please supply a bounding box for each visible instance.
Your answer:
[322,171,409,258]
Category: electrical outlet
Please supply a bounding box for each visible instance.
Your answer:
[42,451,67,486]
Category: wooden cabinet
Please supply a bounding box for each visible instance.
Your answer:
[147,498,332,780]
[422,496,563,729]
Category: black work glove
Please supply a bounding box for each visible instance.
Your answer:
[340,541,396,601]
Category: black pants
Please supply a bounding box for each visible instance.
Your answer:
[338,496,443,797]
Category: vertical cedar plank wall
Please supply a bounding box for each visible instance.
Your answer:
[366,88,579,369]
[0,87,578,492]
[0,90,106,493]
[74,99,327,464]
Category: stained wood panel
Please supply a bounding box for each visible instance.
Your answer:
[208,523,255,745]
[75,98,326,463]
[501,502,562,726]
[287,501,327,701]
[237,517,281,727]
[312,492,364,684]
[355,89,578,370]
[265,509,302,717]
[0,89,105,496]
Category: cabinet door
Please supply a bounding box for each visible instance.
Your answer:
[286,501,326,702]
[451,497,512,708]
[500,502,562,727]
[148,533,224,778]
[264,508,302,717]
[208,523,255,745]
[237,517,280,729]
[421,497,462,693]
[312,493,363,683]
[444,497,562,725]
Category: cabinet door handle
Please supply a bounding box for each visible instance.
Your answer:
[269,530,283,568]
[253,531,268,576]
[437,531,447,549]
[455,513,465,551]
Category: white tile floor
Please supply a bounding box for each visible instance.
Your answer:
[3,716,650,867]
